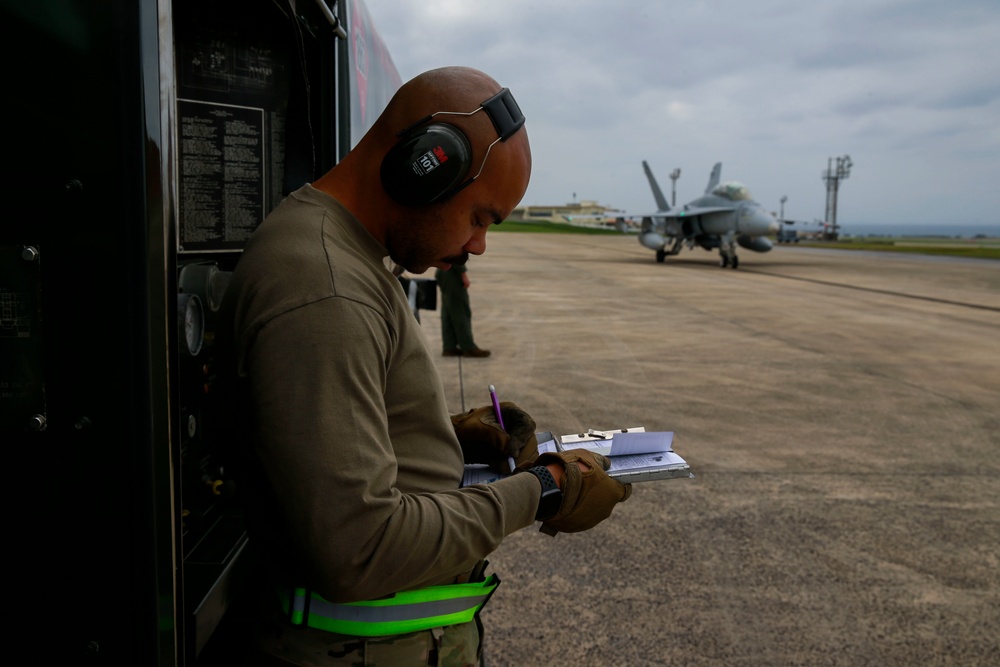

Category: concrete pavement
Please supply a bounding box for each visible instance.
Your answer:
[412,233,1000,666]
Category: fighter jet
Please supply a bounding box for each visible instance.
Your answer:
[627,161,781,268]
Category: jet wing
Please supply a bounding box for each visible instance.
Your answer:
[669,206,736,218]
[653,206,734,219]
[614,206,734,220]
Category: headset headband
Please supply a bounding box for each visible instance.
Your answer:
[481,88,526,141]
[397,88,525,142]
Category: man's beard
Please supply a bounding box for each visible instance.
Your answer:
[388,214,469,271]
[395,248,468,273]
[441,252,469,267]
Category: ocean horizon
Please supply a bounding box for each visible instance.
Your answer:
[821,222,1000,238]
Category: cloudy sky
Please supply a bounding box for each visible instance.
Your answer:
[362,0,999,230]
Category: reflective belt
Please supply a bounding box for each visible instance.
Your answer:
[278,574,500,637]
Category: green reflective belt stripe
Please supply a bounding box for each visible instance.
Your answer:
[279,574,500,637]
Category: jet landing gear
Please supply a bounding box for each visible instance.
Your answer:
[719,236,739,268]
[656,239,683,263]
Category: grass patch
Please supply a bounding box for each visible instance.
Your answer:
[496,220,622,235]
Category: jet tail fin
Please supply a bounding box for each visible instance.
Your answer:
[704,162,722,194]
[642,160,671,212]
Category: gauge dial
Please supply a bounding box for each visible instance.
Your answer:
[178,293,204,357]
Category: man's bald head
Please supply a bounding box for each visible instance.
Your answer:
[375,66,513,148]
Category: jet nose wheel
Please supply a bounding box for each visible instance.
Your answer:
[720,255,740,269]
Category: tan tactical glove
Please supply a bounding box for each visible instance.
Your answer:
[534,449,632,536]
[451,402,540,473]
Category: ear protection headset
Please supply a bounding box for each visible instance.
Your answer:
[380,87,526,206]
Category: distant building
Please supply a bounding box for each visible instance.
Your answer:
[509,200,625,225]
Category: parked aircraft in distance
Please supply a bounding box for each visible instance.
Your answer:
[624,161,781,268]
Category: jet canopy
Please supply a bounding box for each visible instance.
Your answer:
[711,181,752,201]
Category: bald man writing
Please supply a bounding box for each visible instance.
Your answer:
[219,67,630,666]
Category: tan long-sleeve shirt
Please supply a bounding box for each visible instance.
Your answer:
[221,185,538,603]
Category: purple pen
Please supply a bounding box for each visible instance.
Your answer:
[489,384,506,431]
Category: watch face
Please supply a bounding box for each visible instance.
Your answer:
[537,487,563,521]
[531,466,563,521]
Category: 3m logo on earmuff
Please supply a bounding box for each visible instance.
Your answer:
[411,146,450,176]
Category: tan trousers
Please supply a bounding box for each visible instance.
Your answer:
[246,612,483,667]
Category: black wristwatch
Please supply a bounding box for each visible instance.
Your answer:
[523,465,563,521]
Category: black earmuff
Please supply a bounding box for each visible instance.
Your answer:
[380,124,473,206]
[380,88,525,207]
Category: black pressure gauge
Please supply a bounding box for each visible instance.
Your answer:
[177,293,205,357]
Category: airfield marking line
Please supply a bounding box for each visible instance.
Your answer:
[740,268,1000,313]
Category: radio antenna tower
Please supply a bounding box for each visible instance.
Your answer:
[822,155,852,239]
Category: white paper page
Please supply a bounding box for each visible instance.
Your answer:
[607,450,687,473]
[559,440,613,457]
[610,431,674,456]
[462,465,505,486]
[535,438,560,455]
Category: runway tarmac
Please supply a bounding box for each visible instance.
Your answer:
[412,233,999,666]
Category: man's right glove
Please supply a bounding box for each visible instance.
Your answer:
[532,449,632,536]
[451,402,539,473]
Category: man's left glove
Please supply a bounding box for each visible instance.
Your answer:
[532,449,632,536]
[452,402,539,473]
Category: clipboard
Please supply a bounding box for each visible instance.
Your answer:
[547,428,693,483]
[462,427,693,486]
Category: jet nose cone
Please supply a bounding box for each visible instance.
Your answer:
[742,204,781,236]
[748,210,779,235]
[754,209,780,235]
